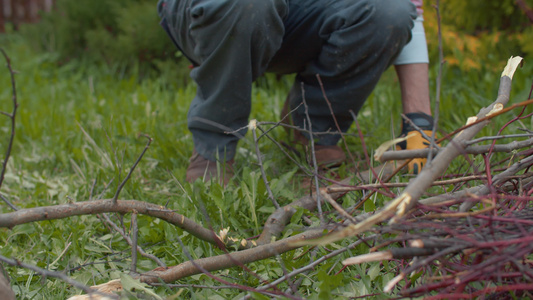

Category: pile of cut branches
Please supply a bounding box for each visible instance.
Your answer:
[1,44,532,299]
[344,194,533,298]
[322,56,533,298]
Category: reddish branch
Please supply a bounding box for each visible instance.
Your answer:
[516,0,533,23]
[343,201,533,297]
[459,153,533,211]
[420,176,533,206]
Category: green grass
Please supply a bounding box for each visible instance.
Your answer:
[0,32,532,299]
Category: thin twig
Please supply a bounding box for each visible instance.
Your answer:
[97,177,115,201]
[0,193,17,211]
[148,283,235,290]
[256,125,313,176]
[437,98,533,145]
[168,230,293,299]
[300,83,324,221]
[112,134,152,204]
[466,133,533,145]
[460,150,533,211]
[347,110,400,213]
[516,0,533,23]
[251,122,280,209]
[322,192,357,223]
[350,111,393,193]
[315,74,357,167]
[380,137,533,161]
[327,173,533,193]
[0,254,117,299]
[130,211,138,274]
[88,178,97,201]
[254,235,376,293]
[100,212,166,267]
[258,121,358,139]
[428,0,443,164]
[401,114,440,149]
[0,48,19,211]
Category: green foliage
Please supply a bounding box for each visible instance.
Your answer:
[19,0,177,76]
[440,0,531,32]
[423,1,533,71]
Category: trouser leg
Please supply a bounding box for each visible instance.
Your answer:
[159,0,288,161]
[268,0,417,145]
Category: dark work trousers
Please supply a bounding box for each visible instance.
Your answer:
[158,0,417,162]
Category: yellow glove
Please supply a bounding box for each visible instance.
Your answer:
[396,113,439,174]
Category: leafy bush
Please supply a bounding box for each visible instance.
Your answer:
[20,0,177,76]
[441,0,530,32]
[18,0,533,77]
[423,1,531,72]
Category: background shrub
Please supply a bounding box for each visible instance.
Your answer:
[20,0,179,78]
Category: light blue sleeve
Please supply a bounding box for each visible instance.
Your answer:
[394,16,429,65]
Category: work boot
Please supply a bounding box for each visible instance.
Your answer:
[281,98,346,167]
[186,151,234,185]
[312,144,347,167]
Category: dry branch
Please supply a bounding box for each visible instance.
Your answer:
[341,199,533,296]
[112,135,152,204]
[256,195,317,245]
[140,228,325,284]
[99,212,166,267]
[0,48,18,211]
[0,199,225,247]
[76,229,330,297]
[459,152,533,211]
[421,167,533,206]
[0,270,14,300]
[256,175,353,245]
[0,254,117,299]
[380,137,533,161]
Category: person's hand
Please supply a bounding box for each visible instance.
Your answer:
[396,112,438,174]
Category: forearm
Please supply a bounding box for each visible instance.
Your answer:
[395,63,432,115]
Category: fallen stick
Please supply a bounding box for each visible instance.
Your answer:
[69,229,327,298]
[0,199,225,247]
[379,137,533,161]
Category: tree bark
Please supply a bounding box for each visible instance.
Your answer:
[0,199,225,247]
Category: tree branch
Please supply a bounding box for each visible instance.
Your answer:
[139,228,325,284]
[112,134,152,204]
[0,199,225,247]
[0,48,19,211]
[379,138,533,161]
[0,254,117,299]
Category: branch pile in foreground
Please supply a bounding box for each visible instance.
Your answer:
[343,198,533,298]
[1,52,532,299]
